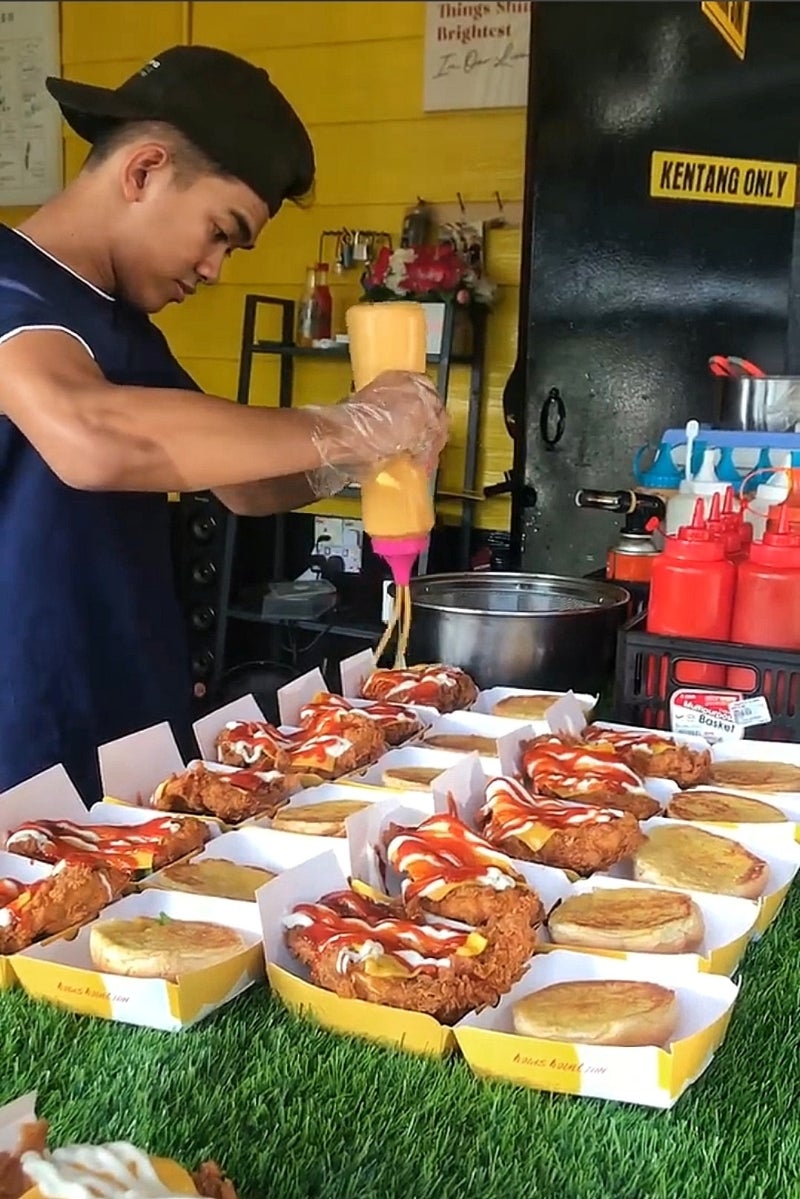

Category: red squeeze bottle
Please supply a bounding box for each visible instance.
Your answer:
[706,489,743,562]
[646,498,736,686]
[723,486,751,560]
[766,501,800,537]
[728,505,800,690]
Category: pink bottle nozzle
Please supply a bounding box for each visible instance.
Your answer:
[370,534,430,586]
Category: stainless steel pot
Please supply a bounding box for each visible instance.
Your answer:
[408,573,631,694]
[716,376,800,432]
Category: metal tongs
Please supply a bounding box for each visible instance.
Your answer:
[708,355,766,379]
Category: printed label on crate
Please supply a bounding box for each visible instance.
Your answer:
[729,695,772,729]
[670,689,745,743]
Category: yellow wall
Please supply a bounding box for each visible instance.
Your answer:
[26,1,526,531]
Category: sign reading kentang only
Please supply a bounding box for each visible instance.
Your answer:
[650,151,797,210]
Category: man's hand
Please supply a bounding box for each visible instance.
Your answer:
[304,370,448,499]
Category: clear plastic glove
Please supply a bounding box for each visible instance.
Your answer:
[305,462,354,499]
[303,370,448,499]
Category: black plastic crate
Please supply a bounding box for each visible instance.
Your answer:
[613,614,800,742]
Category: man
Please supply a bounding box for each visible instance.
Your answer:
[0,45,447,804]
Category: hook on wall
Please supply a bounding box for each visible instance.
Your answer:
[456,192,466,214]
[494,190,504,213]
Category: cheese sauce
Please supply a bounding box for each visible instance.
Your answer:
[386,813,521,902]
[363,666,468,707]
[285,734,353,768]
[152,764,283,807]
[521,735,644,796]
[284,888,485,976]
[20,1142,197,1198]
[218,720,289,765]
[481,776,623,847]
[299,693,419,738]
[5,817,184,871]
[583,727,675,755]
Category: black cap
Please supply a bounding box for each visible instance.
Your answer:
[45,45,315,217]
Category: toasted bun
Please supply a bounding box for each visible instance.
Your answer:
[150,858,275,901]
[271,799,369,837]
[381,766,442,790]
[492,694,563,719]
[512,979,678,1046]
[20,1146,198,1198]
[633,826,768,899]
[548,887,704,954]
[423,733,498,755]
[666,790,785,824]
[89,916,246,979]
[710,759,800,793]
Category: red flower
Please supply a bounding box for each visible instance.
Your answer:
[365,245,392,287]
[401,245,464,294]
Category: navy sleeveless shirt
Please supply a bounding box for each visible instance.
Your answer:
[0,225,194,805]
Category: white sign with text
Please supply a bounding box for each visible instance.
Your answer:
[0,2,61,206]
[424,1,531,112]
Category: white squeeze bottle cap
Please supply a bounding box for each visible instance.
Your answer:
[677,419,698,495]
[756,450,791,504]
[691,447,728,498]
[665,420,723,534]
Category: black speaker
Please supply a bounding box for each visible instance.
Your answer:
[170,491,228,713]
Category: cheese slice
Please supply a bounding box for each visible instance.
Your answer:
[350,878,395,906]
[360,930,487,978]
[363,955,413,978]
[517,823,558,852]
[456,931,488,957]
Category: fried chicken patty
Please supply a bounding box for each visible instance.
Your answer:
[362,664,478,713]
[0,860,129,954]
[6,815,209,873]
[479,777,644,876]
[151,761,294,823]
[491,816,644,876]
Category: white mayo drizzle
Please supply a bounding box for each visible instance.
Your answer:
[20,1142,196,1198]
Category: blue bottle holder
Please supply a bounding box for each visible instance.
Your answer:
[714,445,743,486]
[632,441,681,489]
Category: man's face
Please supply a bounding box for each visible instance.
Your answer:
[114,157,269,313]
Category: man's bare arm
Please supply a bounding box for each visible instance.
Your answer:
[0,330,448,498]
[0,330,326,492]
[213,473,318,516]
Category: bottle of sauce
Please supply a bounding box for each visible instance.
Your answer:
[400,199,434,248]
[766,497,800,537]
[345,301,434,583]
[312,261,333,340]
[728,505,800,689]
[705,489,743,563]
[646,498,735,686]
[722,486,751,560]
[296,266,317,347]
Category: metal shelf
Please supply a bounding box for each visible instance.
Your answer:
[252,339,473,366]
[226,605,381,641]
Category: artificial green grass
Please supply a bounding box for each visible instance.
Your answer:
[3,887,800,1199]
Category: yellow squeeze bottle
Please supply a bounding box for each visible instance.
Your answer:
[345,301,435,587]
[345,301,436,668]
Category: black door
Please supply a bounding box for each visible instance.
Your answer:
[513,1,800,575]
